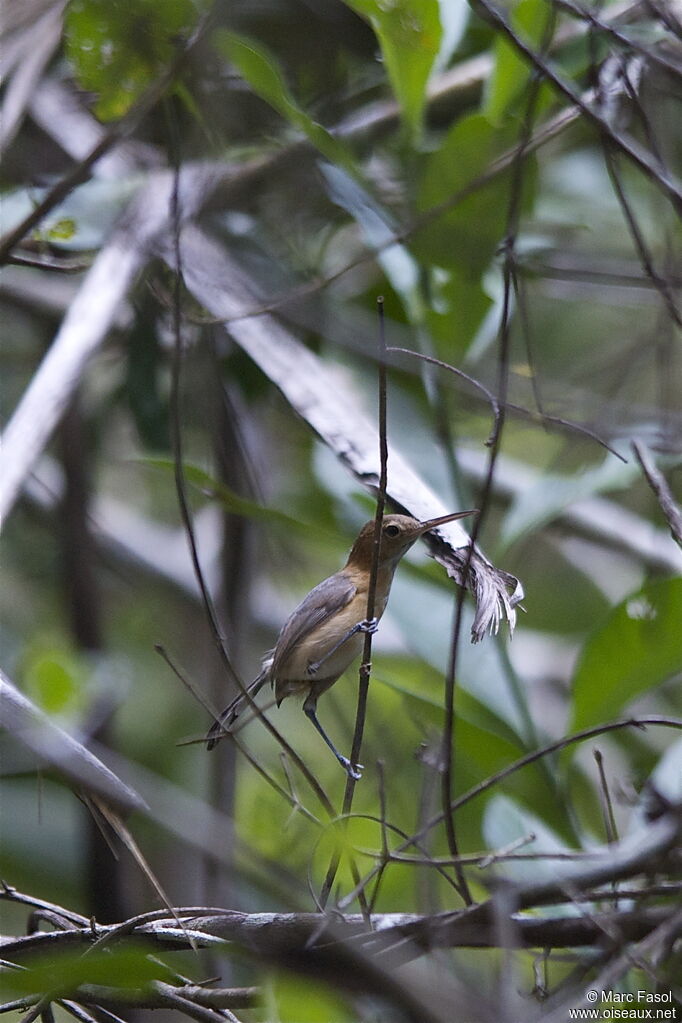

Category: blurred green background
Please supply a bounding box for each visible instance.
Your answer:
[1,0,681,1014]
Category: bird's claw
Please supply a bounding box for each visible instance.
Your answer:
[306,660,320,677]
[359,617,378,635]
[339,756,363,780]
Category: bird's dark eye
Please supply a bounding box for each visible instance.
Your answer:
[384,524,401,538]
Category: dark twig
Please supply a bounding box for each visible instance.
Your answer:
[556,0,682,79]
[593,749,619,846]
[438,17,554,905]
[603,148,682,329]
[632,440,682,548]
[164,124,335,821]
[347,297,389,788]
[471,0,682,216]
[0,9,214,266]
[387,346,626,460]
[319,297,389,912]
[338,716,682,908]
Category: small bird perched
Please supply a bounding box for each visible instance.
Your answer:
[206,510,475,779]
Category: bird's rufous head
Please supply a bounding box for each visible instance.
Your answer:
[346,510,476,569]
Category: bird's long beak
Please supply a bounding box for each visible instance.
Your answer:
[417,509,477,535]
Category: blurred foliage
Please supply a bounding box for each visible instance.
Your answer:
[65,0,208,119]
[1,0,682,1016]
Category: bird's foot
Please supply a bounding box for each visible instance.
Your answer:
[339,755,363,780]
[358,617,378,635]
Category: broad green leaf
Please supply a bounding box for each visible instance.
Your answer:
[484,0,552,125]
[387,572,531,737]
[415,112,518,277]
[265,972,353,1022]
[141,457,328,536]
[425,267,492,359]
[21,641,86,717]
[344,0,442,141]
[512,531,610,634]
[570,578,682,733]
[214,32,355,171]
[65,0,204,120]
[378,665,525,752]
[1,945,163,999]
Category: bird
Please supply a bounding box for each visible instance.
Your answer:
[206,509,476,779]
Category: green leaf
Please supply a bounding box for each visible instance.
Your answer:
[484,0,552,126]
[214,31,355,171]
[570,577,682,733]
[46,218,77,241]
[22,642,86,717]
[425,267,492,360]
[265,972,353,1022]
[378,667,525,753]
[141,457,328,536]
[0,945,163,999]
[65,0,204,120]
[344,0,442,141]
[415,112,518,276]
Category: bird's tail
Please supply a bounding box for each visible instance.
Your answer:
[205,667,270,750]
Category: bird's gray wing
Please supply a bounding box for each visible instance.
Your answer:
[271,571,357,678]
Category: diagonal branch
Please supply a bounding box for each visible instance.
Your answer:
[0,165,227,527]
[632,440,682,549]
[471,0,682,215]
[0,670,144,814]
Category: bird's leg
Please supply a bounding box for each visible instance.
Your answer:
[306,617,378,677]
[303,693,363,780]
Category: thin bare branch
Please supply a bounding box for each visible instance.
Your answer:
[322,298,389,913]
[338,716,682,908]
[472,0,682,215]
[0,7,213,265]
[632,440,682,548]
[0,165,228,528]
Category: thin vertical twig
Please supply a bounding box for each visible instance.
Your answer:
[346,295,389,787]
[439,11,556,907]
[593,749,618,846]
[319,297,389,911]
